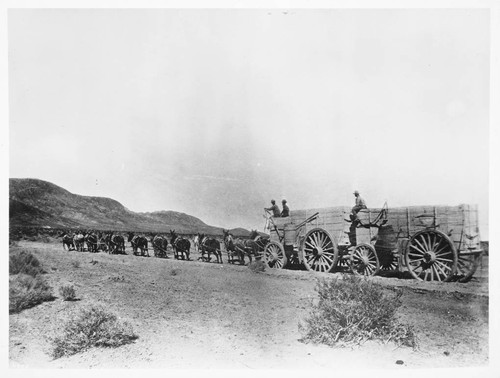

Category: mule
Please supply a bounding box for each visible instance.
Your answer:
[151,234,169,258]
[85,232,99,253]
[105,233,126,254]
[223,230,246,264]
[198,233,223,264]
[249,229,269,258]
[61,232,74,251]
[127,232,149,257]
[73,232,85,252]
[170,230,191,260]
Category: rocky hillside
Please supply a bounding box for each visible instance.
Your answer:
[9,178,249,236]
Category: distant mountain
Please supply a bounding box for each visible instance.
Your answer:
[9,178,250,236]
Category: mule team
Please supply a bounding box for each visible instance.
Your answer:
[60,229,268,264]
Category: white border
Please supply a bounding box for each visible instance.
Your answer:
[1,2,498,378]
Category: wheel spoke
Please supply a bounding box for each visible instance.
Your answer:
[418,234,428,251]
[433,263,446,280]
[408,258,424,264]
[316,259,324,272]
[322,254,333,264]
[410,244,426,255]
[310,233,318,247]
[408,251,425,259]
[414,238,428,254]
[316,233,323,247]
[435,260,452,272]
[435,257,453,263]
[413,264,423,274]
[366,264,374,275]
[434,245,451,255]
[423,269,430,281]
[319,233,326,246]
[317,233,325,247]
[320,256,330,271]
[305,241,315,250]
[427,233,434,252]
[432,234,443,252]
[322,240,334,249]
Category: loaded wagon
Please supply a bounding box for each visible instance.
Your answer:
[263,204,483,282]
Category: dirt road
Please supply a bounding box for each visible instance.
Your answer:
[9,240,489,369]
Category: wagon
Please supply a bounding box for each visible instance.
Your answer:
[263,204,483,282]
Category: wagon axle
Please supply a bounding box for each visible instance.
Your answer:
[311,246,323,257]
[423,251,437,263]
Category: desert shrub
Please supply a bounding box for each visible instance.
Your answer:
[299,275,418,349]
[9,250,46,277]
[9,274,54,313]
[39,236,51,243]
[71,261,80,269]
[51,306,138,359]
[248,260,266,273]
[59,285,77,301]
[170,268,179,276]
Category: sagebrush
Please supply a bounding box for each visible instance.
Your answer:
[299,275,418,349]
[59,285,77,301]
[9,250,46,277]
[9,273,54,313]
[52,306,138,359]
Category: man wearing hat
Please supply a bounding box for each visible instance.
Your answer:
[281,199,290,218]
[265,200,281,218]
[351,190,367,220]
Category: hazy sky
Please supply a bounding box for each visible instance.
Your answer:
[9,9,490,236]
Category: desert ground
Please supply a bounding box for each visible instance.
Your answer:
[9,238,489,369]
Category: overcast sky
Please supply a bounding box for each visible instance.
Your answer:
[8,9,490,237]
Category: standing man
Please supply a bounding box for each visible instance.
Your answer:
[351,190,367,220]
[281,199,290,217]
[265,199,281,218]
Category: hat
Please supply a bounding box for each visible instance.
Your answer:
[353,190,360,195]
[282,199,287,203]
[271,199,276,204]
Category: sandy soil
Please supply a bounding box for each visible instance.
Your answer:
[9,240,489,369]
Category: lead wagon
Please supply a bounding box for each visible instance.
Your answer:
[263,204,483,282]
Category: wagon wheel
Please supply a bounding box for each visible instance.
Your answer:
[349,243,380,276]
[335,246,351,270]
[264,241,287,269]
[405,230,457,282]
[456,252,482,283]
[301,228,338,273]
[378,250,399,271]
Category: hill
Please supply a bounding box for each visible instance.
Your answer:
[9,178,250,236]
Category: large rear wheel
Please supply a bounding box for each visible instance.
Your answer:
[301,228,338,273]
[405,230,457,282]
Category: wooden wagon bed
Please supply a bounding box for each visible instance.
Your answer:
[264,204,482,282]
